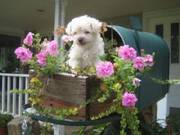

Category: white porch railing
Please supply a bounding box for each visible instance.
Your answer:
[0,73,64,135]
[0,73,29,116]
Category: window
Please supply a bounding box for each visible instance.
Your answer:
[171,23,179,63]
[0,34,20,72]
[155,24,164,38]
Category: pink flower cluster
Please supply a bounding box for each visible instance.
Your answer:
[143,54,154,67]
[61,35,73,44]
[23,32,34,46]
[36,50,47,66]
[133,56,145,71]
[118,45,154,71]
[122,92,138,107]
[118,45,137,61]
[15,47,32,63]
[96,61,114,78]
[133,55,154,71]
[46,40,59,56]
[15,32,59,65]
[36,40,59,66]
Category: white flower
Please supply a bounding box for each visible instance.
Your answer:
[132,77,141,87]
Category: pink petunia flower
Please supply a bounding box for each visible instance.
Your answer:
[132,78,141,87]
[118,45,137,61]
[122,92,138,107]
[14,47,32,63]
[61,35,73,44]
[96,61,114,78]
[133,56,145,71]
[23,32,34,46]
[36,50,48,66]
[143,54,154,67]
[46,40,59,56]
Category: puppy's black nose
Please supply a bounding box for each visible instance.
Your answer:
[78,37,84,44]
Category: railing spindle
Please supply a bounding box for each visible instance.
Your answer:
[25,77,29,104]
[18,77,23,116]
[7,76,11,113]
[12,76,17,115]
[1,76,5,112]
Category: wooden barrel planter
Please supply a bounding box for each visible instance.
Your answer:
[39,73,112,120]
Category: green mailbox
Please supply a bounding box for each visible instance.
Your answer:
[105,25,170,110]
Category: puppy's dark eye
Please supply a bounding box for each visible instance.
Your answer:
[85,31,90,34]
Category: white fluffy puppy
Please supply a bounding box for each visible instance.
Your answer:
[66,15,105,69]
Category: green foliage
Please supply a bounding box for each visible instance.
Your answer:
[72,124,108,135]
[3,48,19,73]
[0,113,13,127]
[40,122,53,135]
[167,114,180,133]
[94,53,142,135]
[39,55,60,75]
[102,38,118,61]
[36,106,79,120]
[152,78,180,85]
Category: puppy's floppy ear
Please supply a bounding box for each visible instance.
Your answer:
[100,22,108,33]
[90,21,108,34]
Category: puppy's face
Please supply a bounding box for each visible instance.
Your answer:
[66,15,103,47]
[72,28,97,46]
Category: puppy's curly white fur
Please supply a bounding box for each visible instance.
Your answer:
[66,15,105,69]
